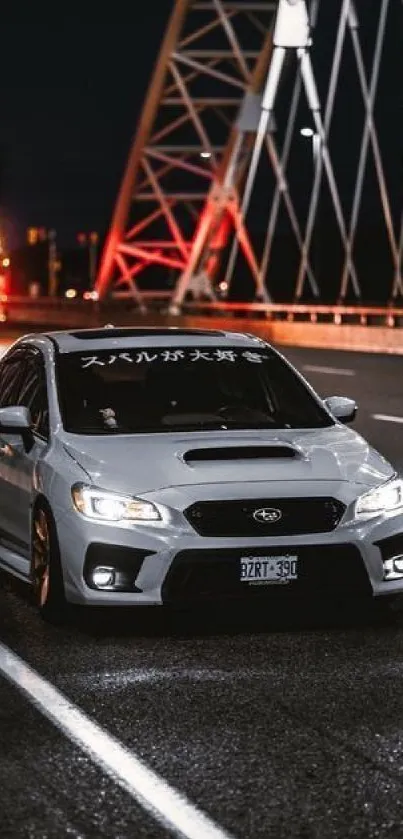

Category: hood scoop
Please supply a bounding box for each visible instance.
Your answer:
[182,445,299,465]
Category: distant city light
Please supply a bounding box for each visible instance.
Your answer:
[200,151,212,159]
[65,288,77,299]
[219,280,228,292]
[83,290,99,301]
[300,127,314,137]
[2,258,10,268]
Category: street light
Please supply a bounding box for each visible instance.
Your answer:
[300,127,321,165]
[301,127,323,286]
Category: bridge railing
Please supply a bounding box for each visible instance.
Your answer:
[2,294,403,327]
[179,301,403,327]
[1,296,403,354]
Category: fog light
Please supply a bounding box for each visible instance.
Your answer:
[91,566,115,588]
[384,555,403,580]
[394,557,403,573]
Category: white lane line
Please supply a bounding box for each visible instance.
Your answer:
[0,642,235,839]
[372,413,403,425]
[303,364,355,376]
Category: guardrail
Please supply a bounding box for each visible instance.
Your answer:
[180,300,403,327]
[2,295,403,324]
[1,296,403,354]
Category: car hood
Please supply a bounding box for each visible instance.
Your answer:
[61,425,394,496]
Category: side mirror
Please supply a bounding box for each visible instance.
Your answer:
[0,405,32,433]
[324,396,357,425]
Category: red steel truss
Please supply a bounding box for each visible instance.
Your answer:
[97,1,401,306]
[96,0,277,303]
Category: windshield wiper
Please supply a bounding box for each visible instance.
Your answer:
[161,413,228,429]
[216,405,278,423]
[160,412,286,431]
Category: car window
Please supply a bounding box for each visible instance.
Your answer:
[17,356,49,439]
[0,350,29,408]
[56,345,333,435]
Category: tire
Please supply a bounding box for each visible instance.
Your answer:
[373,595,403,625]
[31,504,67,624]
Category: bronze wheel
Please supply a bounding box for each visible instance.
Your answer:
[32,509,51,607]
[31,505,67,623]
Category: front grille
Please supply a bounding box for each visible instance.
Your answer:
[184,497,346,537]
[162,544,371,604]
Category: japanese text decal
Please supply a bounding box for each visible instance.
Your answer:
[79,348,268,368]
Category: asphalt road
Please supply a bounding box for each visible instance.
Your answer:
[2,344,403,839]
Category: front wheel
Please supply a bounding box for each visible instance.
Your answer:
[31,505,67,624]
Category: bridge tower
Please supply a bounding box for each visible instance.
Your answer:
[96,0,401,307]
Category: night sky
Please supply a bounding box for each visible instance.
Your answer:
[0,3,401,250]
[0,11,171,247]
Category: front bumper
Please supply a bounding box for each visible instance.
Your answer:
[54,502,403,606]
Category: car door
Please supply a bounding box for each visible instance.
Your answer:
[0,348,49,559]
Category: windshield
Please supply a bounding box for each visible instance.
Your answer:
[56,345,333,434]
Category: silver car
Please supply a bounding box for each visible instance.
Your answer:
[0,325,402,623]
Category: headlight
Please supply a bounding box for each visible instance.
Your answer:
[71,484,161,522]
[355,478,403,519]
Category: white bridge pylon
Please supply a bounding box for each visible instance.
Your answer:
[219,0,400,307]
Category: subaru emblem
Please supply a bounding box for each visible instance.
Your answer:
[253,507,282,523]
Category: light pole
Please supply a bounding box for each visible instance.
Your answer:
[300,127,322,289]
[78,232,99,287]
[48,229,58,297]
[89,232,99,286]
[300,126,321,166]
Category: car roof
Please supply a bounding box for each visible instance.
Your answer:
[39,326,268,353]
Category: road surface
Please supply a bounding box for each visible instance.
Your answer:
[1,342,403,839]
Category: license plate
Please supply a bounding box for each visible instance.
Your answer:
[240,555,298,585]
